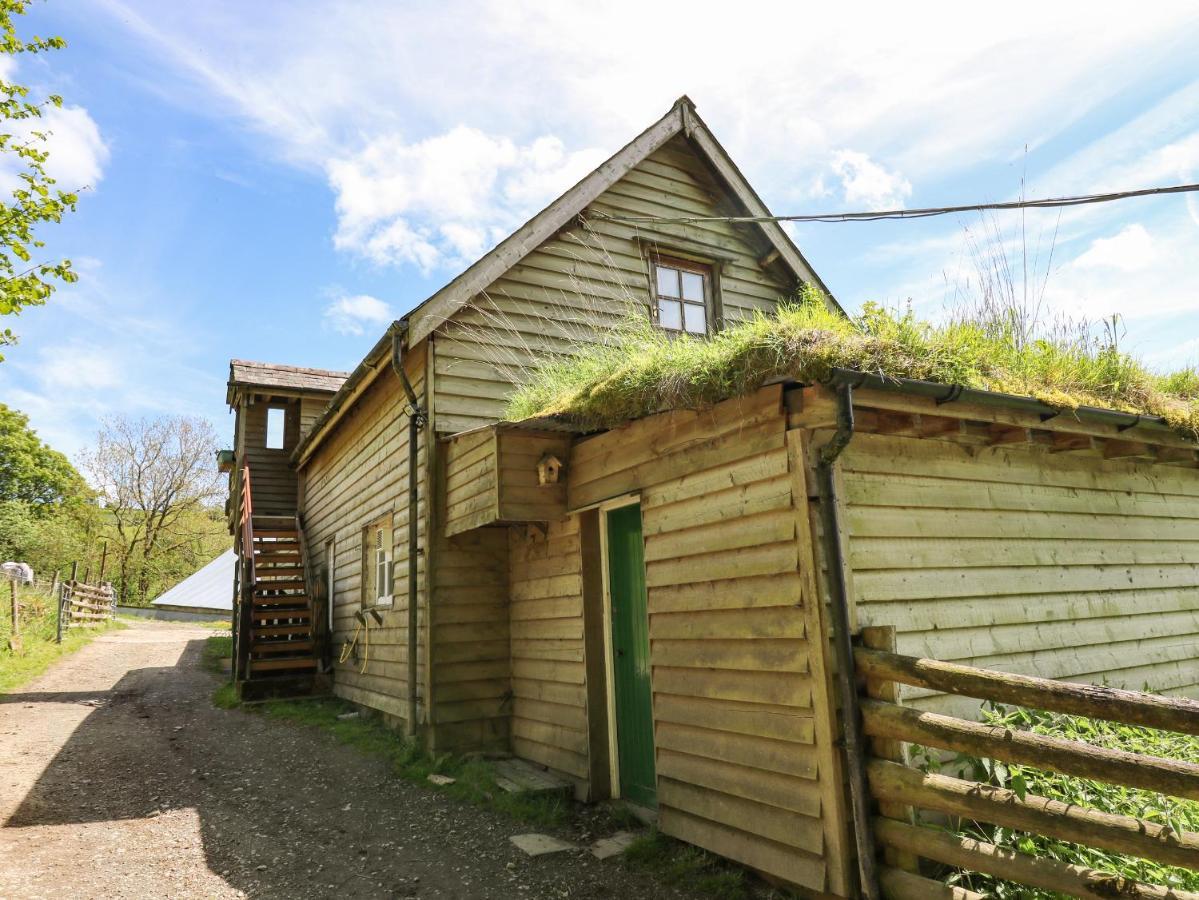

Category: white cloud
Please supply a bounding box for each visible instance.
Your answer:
[322,293,395,336]
[1073,224,1157,272]
[827,150,911,211]
[327,127,604,271]
[40,104,109,189]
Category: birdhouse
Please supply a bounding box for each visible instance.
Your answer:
[537,452,564,486]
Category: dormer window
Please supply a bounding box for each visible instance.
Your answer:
[652,258,712,336]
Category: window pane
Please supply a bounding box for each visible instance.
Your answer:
[681,271,705,301]
[658,298,682,330]
[683,302,707,334]
[265,407,285,449]
[656,265,679,297]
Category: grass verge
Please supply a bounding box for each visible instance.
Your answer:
[1,586,125,694]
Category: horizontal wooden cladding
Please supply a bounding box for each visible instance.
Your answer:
[660,807,825,892]
[444,429,497,536]
[302,348,429,725]
[430,526,510,750]
[568,385,785,509]
[443,428,570,536]
[432,136,793,434]
[842,428,1199,709]
[509,518,588,782]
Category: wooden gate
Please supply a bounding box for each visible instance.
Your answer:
[58,579,116,637]
[854,644,1199,899]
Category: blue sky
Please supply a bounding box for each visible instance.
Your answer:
[2,0,1199,457]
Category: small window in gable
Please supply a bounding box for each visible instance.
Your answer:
[651,258,713,336]
[265,407,286,449]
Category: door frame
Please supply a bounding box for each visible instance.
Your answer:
[598,493,651,802]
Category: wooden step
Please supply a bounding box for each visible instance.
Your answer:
[251,623,312,638]
[253,515,296,526]
[254,566,304,579]
[251,610,311,624]
[249,657,318,673]
[251,639,314,654]
[254,579,305,592]
[254,531,298,540]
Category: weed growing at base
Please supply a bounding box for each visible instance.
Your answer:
[622,830,753,900]
[918,703,1199,897]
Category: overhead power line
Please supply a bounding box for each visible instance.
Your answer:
[592,181,1199,225]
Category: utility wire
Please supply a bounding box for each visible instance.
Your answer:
[592,182,1199,224]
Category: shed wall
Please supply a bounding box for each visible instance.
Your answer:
[840,431,1199,719]
[432,136,798,434]
[564,386,840,893]
[300,346,428,726]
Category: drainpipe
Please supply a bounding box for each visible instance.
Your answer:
[816,375,881,900]
[391,324,427,739]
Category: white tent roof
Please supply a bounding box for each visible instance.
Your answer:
[151,549,235,611]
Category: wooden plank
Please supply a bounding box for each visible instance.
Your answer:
[655,721,818,780]
[862,699,1199,801]
[659,777,824,855]
[869,759,1199,872]
[879,866,985,900]
[654,693,814,744]
[876,817,1199,900]
[855,648,1199,736]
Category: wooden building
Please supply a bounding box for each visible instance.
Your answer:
[221,97,1199,894]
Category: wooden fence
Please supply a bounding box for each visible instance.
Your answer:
[854,645,1199,900]
[58,579,116,636]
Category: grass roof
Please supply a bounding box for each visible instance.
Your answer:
[505,288,1199,439]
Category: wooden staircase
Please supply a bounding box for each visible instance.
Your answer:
[233,464,327,700]
[247,516,318,677]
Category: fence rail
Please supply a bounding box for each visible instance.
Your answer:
[59,579,116,634]
[855,646,1199,900]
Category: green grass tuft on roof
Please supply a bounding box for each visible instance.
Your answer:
[504,286,1199,438]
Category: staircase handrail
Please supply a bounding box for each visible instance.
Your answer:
[235,464,255,680]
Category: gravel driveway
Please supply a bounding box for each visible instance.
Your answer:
[0,621,707,899]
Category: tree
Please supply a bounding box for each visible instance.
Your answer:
[0,402,84,504]
[0,1,80,359]
[79,415,226,605]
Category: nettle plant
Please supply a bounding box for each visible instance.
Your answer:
[910,703,1199,898]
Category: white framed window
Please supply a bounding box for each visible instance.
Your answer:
[362,517,393,607]
[265,406,286,449]
[651,257,713,336]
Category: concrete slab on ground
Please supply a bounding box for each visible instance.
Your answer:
[510,834,575,857]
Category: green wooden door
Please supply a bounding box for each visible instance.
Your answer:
[606,503,656,807]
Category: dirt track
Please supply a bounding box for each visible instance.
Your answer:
[0,621,701,899]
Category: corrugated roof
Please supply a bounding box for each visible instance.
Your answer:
[151,550,235,611]
[228,359,349,397]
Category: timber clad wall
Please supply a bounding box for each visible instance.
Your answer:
[565,386,842,893]
[841,431,1199,719]
[301,348,428,725]
[508,518,590,790]
[240,398,300,516]
[433,136,798,434]
[429,526,510,751]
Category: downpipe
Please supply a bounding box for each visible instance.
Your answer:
[392,325,427,739]
[817,377,881,900]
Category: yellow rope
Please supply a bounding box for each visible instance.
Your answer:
[338,617,371,674]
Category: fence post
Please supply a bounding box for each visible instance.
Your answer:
[8,579,20,653]
[56,579,65,643]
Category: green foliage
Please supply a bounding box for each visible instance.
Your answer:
[915,704,1199,897]
[0,582,124,694]
[0,403,86,504]
[0,0,80,357]
[506,288,1199,439]
[622,830,753,899]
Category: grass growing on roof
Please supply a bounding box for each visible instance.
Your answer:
[505,287,1199,437]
